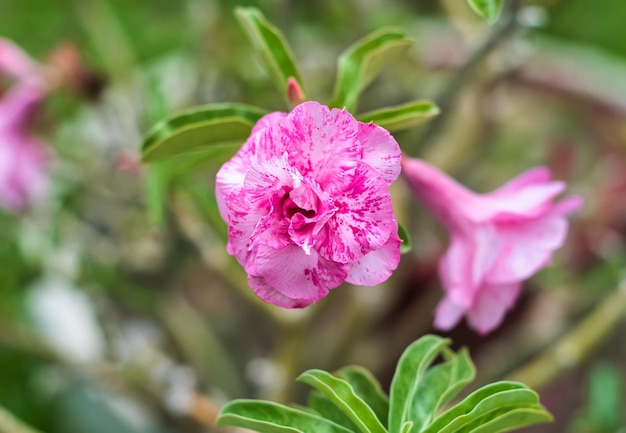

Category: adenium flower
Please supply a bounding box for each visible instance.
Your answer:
[216,101,402,308]
[0,39,48,212]
[401,157,582,334]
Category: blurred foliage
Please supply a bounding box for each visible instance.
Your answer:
[1,1,626,432]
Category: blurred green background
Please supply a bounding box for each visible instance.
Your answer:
[1,0,626,432]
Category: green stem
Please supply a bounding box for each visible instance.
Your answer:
[0,406,46,433]
[414,0,522,151]
[508,284,626,390]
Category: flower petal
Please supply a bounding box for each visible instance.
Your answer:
[346,230,401,286]
[439,226,499,307]
[357,122,401,185]
[0,38,39,79]
[434,296,466,331]
[262,101,361,193]
[486,213,569,284]
[466,282,522,335]
[317,163,396,263]
[253,245,348,307]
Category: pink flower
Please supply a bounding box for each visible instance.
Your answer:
[216,101,402,308]
[0,39,48,212]
[401,157,582,334]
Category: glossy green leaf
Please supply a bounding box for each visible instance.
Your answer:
[308,391,360,432]
[235,7,305,102]
[331,28,413,112]
[388,335,450,433]
[422,382,550,433]
[409,347,476,432]
[337,366,389,427]
[141,103,267,162]
[398,223,412,254]
[467,0,504,23]
[298,369,387,433]
[401,421,414,433]
[357,101,440,132]
[464,408,553,433]
[217,400,354,433]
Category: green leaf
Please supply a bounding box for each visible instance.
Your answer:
[217,400,354,433]
[464,408,553,433]
[397,223,412,255]
[298,369,387,433]
[235,7,305,103]
[337,366,389,427]
[331,28,413,112]
[401,421,414,433]
[467,0,504,23]
[357,101,439,132]
[141,103,267,162]
[422,382,551,433]
[388,335,450,433]
[308,391,360,432]
[409,347,476,432]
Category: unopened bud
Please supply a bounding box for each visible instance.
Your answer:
[286,77,305,107]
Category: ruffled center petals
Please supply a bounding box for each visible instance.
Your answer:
[267,102,362,193]
[317,163,396,264]
[253,245,348,305]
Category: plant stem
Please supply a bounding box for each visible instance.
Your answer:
[508,283,626,390]
[0,407,45,433]
[415,0,522,150]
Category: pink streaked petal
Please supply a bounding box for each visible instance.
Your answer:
[0,39,39,79]
[346,230,401,286]
[251,111,288,135]
[248,275,310,308]
[486,215,569,284]
[254,245,348,305]
[357,122,401,185]
[466,282,522,335]
[265,102,361,192]
[439,226,499,307]
[434,296,466,331]
[317,163,396,263]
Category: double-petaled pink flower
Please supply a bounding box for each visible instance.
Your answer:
[216,101,402,308]
[0,39,49,212]
[402,157,582,334]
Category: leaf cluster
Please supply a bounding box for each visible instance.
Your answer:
[217,335,552,433]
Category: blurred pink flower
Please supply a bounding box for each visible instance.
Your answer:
[401,157,582,334]
[0,39,49,212]
[216,101,402,308]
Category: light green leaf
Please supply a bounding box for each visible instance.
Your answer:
[217,400,354,433]
[337,366,389,427]
[408,347,476,432]
[331,28,413,112]
[397,223,412,255]
[235,7,305,103]
[401,421,414,433]
[464,408,553,433]
[357,101,439,132]
[141,103,266,162]
[467,0,504,23]
[422,382,550,433]
[388,335,450,433]
[298,369,387,433]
